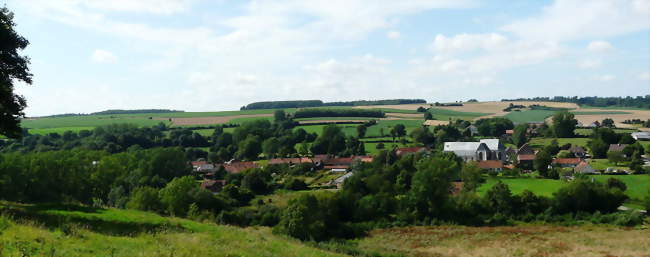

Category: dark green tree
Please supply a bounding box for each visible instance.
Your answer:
[551,111,578,138]
[356,124,367,138]
[512,124,528,147]
[0,7,32,138]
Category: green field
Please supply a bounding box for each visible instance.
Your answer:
[429,108,488,121]
[478,177,565,197]
[504,110,557,123]
[22,116,170,129]
[575,128,637,136]
[478,175,650,203]
[26,126,95,135]
[0,201,343,257]
[528,137,591,149]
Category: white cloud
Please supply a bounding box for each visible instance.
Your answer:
[431,33,508,54]
[638,71,650,81]
[587,41,614,52]
[502,0,650,41]
[91,49,117,63]
[597,74,616,81]
[578,59,602,69]
[387,30,401,39]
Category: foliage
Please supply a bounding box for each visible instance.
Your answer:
[512,124,528,147]
[0,7,32,138]
[294,108,385,118]
[475,117,514,137]
[551,111,578,138]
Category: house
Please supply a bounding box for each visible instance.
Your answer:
[321,156,373,170]
[220,161,258,174]
[268,158,313,166]
[552,158,583,168]
[395,147,427,156]
[569,145,587,158]
[504,129,514,136]
[608,144,628,153]
[632,132,650,141]
[574,161,596,174]
[200,179,227,193]
[443,139,506,162]
[465,125,479,136]
[330,172,354,188]
[516,143,536,170]
[477,160,504,172]
[191,161,216,173]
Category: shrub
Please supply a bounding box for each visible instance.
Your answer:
[126,186,162,212]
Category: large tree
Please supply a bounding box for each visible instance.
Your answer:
[0,7,32,138]
[551,111,578,138]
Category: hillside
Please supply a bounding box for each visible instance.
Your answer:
[0,202,344,257]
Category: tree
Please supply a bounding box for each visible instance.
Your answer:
[601,118,615,128]
[645,190,650,212]
[460,163,485,192]
[551,111,578,138]
[485,181,515,215]
[159,176,197,216]
[534,150,552,177]
[410,127,433,145]
[406,157,459,219]
[607,151,625,166]
[262,137,280,159]
[512,124,528,147]
[274,110,287,122]
[276,194,326,241]
[126,187,162,212]
[589,138,609,158]
[236,135,262,160]
[424,112,433,120]
[393,124,406,140]
[0,7,33,138]
[356,125,367,138]
[606,178,627,191]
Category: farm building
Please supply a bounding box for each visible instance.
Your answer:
[631,132,650,141]
[443,139,506,162]
[200,179,227,193]
[219,161,258,173]
[395,147,428,156]
[516,143,536,170]
[191,161,216,173]
[608,144,628,153]
[465,125,479,136]
[552,158,583,168]
[268,158,313,166]
[574,161,596,174]
[569,145,587,158]
[330,172,354,188]
[477,160,503,172]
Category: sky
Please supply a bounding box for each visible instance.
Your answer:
[4,0,650,116]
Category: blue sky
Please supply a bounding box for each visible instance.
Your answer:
[5,0,650,116]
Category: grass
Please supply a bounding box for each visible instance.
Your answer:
[592,175,650,202]
[22,116,169,129]
[429,108,488,121]
[354,225,650,257]
[26,127,95,135]
[588,159,630,170]
[477,177,566,197]
[528,137,591,149]
[575,128,636,136]
[504,110,557,123]
[0,201,344,257]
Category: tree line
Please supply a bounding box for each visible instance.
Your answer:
[502,95,650,109]
[241,99,426,110]
[293,109,385,119]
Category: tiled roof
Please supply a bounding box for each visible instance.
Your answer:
[552,158,582,165]
[608,144,628,152]
[477,160,503,169]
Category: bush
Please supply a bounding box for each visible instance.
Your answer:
[126,187,162,212]
[553,179,628,214]
[283,178,309,191]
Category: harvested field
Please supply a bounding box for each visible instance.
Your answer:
[568,108,650,128]
[435,101,579,116]
[386,113,425,118]
[353,104,430,111]
[298,120,366,125]
[356,225,650,257]
[423,120,451,126]
[164,114,272,125]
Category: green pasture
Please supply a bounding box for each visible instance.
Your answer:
[528,137,591,149]
[26,127,95,135]
[429,108,488,121]
[504,110,556,123]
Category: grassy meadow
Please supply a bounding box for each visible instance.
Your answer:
[504,110,556,123]
[0,202,344,257]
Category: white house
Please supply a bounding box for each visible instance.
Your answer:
[443,139,506,162]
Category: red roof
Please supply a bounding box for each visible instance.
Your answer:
[191,161,209,166]
[477,160,503,169]
[395,147,426,156]
[518,154,536,161]
[268,158,312,165]
[322,157,355,166]
[505,130,514,135]
[201,179,226,188]
[222,161,258,173]
[552,158,582,165]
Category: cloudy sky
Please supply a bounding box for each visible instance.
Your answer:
[6,0,650,116]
